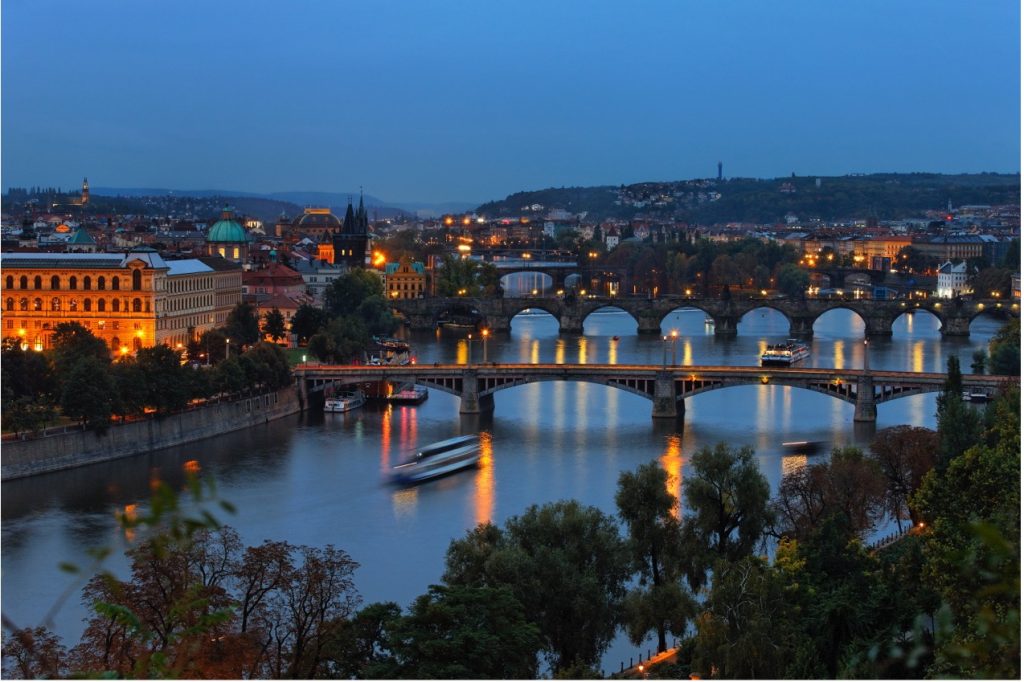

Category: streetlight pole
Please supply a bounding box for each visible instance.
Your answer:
[482,328,489,364]
[662,335,668,369]
[671,330,678,366]
[863,338,869,372]
[226,338,231,360]
[467,333,473,366]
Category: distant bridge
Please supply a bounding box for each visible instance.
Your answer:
[391,295,1018,338]
[294,363,1016,422]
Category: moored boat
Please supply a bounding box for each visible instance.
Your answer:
[387,384,429,405]
[391,434,481,484]
[761,339,810,366]
[324,389,365,413]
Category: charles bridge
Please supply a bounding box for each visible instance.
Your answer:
[391,294,1018,338]
[294,363,1017,423]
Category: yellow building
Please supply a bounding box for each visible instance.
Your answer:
[2,249,241,353]
[384,258,426,300]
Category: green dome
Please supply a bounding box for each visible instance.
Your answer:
[207,218,247,243]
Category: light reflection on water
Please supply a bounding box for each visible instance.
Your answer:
[1,307,1008,670]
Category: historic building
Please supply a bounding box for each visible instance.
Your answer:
[384,257,426,299]
[277,207,343,240]
[1,248,241,352]
[205,206,252,264]
[936,260,969,299]
[332,196,370,268]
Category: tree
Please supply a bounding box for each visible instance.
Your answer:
[290,303,328,345]
[869,426,938,530]
[2,627,69,679]
[225,302,262,347]
[970,266,1011,298]
[308,316,370,364]
[239,342,292,391]
[987,318,1020,376]
[371,585,542,679]
[443,501,630,673]
[135,344,190,413]
[60,356,116,429]
[772,447,887,542]
[615,461,694,653]
[263,308,287,343]
[198,327,230,365]
[680,443,772,590]
[325,269,385,317]
[776,262,809,297]
[935,356,981,468]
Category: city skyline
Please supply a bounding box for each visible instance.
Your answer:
[2,1,1020,204]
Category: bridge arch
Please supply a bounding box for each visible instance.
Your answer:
[656,304,715,331]
[499,270,556,296]
[811,306,869,334]
[580,304,642,334]
[890,306,942,338]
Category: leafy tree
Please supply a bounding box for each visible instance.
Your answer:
[370,585,542,679]
[60,356,116,429]
[869,426,938,530]
[615,461,694,653]
[239,342,292,391]
[772,447,887,542]
[135,344,190,413]
[2,396,56,435]
[987,318,1020,376]
[970,266,1012,298]
[443,501,630,673]
[971,348,988,374]
[775,262,809,297]
[49,321,110,375]
[197,327,229,365]
[262,308,287,343]
[326,601,403,679]
[212,356,247,395]
[935,356,981,468]
[434,255,502,297]
[325,269,385,317]
[225,302,261,347]
[895,245,931,273]
[308,316,370,364]
[290,303,328,345]
[1,343,55,403]
[2,627,69,679]
[110,357,147,418]
[680,443,772,590]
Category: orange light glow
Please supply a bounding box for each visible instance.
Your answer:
[184,459,201,475]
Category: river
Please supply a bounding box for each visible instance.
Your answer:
[1,304,1003,674]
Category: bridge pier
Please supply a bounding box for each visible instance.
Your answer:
[940,315,971,337]
[637,313,662,335]
[652,373,684,419]
[486,315,512,333]
[459,370,495,415]
[864,316,893,337]
[788,316,816,338]
[854,375,877,422]
[559,312,584,335]
[713,316,739,336]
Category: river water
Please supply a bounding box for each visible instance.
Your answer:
[1,304,1003,673]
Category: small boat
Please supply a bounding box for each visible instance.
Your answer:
[611,335,620,341]
[324,389,365,413]
[961,390,991,403]
[391,434,481,484]
[387,384,429,405]
[781,440,827,455]
[704,317,715,326]
[761,339,810,366]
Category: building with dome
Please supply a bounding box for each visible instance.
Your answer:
[276,207,343,241]
[205,206,251,264]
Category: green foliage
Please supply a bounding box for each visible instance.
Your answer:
[971,266,1013,298]
[935,356,982,468]
[134,344,190,413]
[434,254,503,297]
[776,261,810,297]
[868,426,938,530]
[49,321,110,374]
[59,356,116,429]
[987,318,1020,376]
[224,302,262,347]
[240,342,292,390]
[325,269,384,317]
[680,443,772,589]
[615,461,694,652]
[262,308,287,343]
[308,316,371,363]
[369,585,542,679]
[290,303,328,344]
[1,343,55,403]
[442,500,630,673]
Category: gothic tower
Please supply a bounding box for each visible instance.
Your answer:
[81,177,90,205]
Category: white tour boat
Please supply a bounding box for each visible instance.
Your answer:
[391,434,481,484]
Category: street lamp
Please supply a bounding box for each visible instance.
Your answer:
[481,328,489,364]
[670,329,679,365]
[226,337,231,359]
[467,333,473,366]
[662,335,668,368]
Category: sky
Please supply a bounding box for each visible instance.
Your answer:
[2,0,1020,204]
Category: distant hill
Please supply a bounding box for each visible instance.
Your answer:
[92,187,475,220]
[476,173,1021,223]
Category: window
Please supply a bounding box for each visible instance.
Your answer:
[33,298,42,311]
[19,297,28,311]
[111,336,120,351]
[19,276,27,289]
[133,298,142,312]
[5,276,13,289]
[112,299,120,312]
[69,300,78,312]
[51,298,60,311]
[84,276,92,290]
[69,276,77,290]
[132,270,142,291]
[98,299,106,312]
[84,299,92,312]
[112,277,120,291]
[50,275,60,290]
[5,298,13,311]
[98,277,106,290]
[34,276,42,290]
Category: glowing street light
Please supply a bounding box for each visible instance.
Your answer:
[481,328,490,364]
[467,333,473,366]
[670,329,679,365]
[226,337,231,359]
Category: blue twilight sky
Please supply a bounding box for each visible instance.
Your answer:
[2,0,1020,204]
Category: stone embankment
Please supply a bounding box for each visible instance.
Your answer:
[1,386,301,480]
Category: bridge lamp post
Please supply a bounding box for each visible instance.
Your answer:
[670,330,678,366]
[467,333,473,366]
[662,335,668,368]
[481,328,489,363]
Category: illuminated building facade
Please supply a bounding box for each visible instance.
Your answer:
[384,258,426,299]
[1,249,241,353]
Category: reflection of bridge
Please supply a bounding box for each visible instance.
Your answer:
[392,295,1018,337]
[294,363,1016,422]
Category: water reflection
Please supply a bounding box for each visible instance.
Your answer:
[474,432,495,525]
[659,434,683,518]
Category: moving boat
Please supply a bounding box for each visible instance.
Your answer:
[324,389,365,413]
[704,317,715,326]
[391,434,481,484]
[761,339,811,366]
[367,336,412,366]
[387,384,429,405]
[780,440,827,455]
[961,390,991,403]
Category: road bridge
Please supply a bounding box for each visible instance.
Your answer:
[294,363,1015,423]
[391,295,1018,338]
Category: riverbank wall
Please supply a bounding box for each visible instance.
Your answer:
[1,386,301,481]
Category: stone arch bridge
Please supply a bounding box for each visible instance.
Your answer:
[294,363,1015,423]
[392,295,1017,338]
